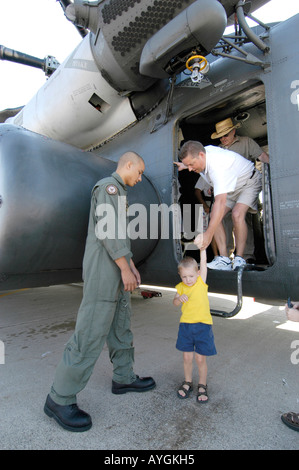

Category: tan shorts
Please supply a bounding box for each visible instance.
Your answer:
[225,169,262,214]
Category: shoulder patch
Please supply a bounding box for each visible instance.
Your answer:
[105,184,118,195]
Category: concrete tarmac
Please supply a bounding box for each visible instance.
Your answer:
[1,284,299,450]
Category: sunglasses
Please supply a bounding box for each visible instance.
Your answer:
[220,131,233,138]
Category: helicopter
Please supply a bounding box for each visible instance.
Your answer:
[0,0,299,316]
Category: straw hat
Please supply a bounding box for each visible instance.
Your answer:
[211,117,241,139]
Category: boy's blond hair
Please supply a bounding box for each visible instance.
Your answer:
[178,256,198,273]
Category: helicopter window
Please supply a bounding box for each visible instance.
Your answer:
[177,81,275,267]
[88,93,111,113]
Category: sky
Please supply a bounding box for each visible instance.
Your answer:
[0,0,298,110]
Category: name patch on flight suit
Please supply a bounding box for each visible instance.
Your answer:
[106,184,118,195]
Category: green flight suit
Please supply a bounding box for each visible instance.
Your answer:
[50,172,136,406]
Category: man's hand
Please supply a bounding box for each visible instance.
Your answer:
[121,267,138,292]
[115,257,138,291]
[194,232,212,250]
[174,161,187,171]
[130,259,141,287]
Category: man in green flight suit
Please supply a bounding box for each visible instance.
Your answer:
[44,151,155,432]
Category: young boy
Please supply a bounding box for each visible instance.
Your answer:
[173,250,216,403]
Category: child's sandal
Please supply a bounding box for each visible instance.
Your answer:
[177,381,193,399]
[196,383,208,403]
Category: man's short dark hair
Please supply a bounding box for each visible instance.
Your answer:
[117,151,144,168]
[179,141,205,161]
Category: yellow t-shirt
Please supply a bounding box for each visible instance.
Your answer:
[175,276,212,325]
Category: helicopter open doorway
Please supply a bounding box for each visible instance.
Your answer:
[176,79,276,271]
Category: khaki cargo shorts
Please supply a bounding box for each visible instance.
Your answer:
[226,169,262,213]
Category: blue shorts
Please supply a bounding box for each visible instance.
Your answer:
[176,322,217,356]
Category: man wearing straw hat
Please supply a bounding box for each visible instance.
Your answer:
[211,117,269,164]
